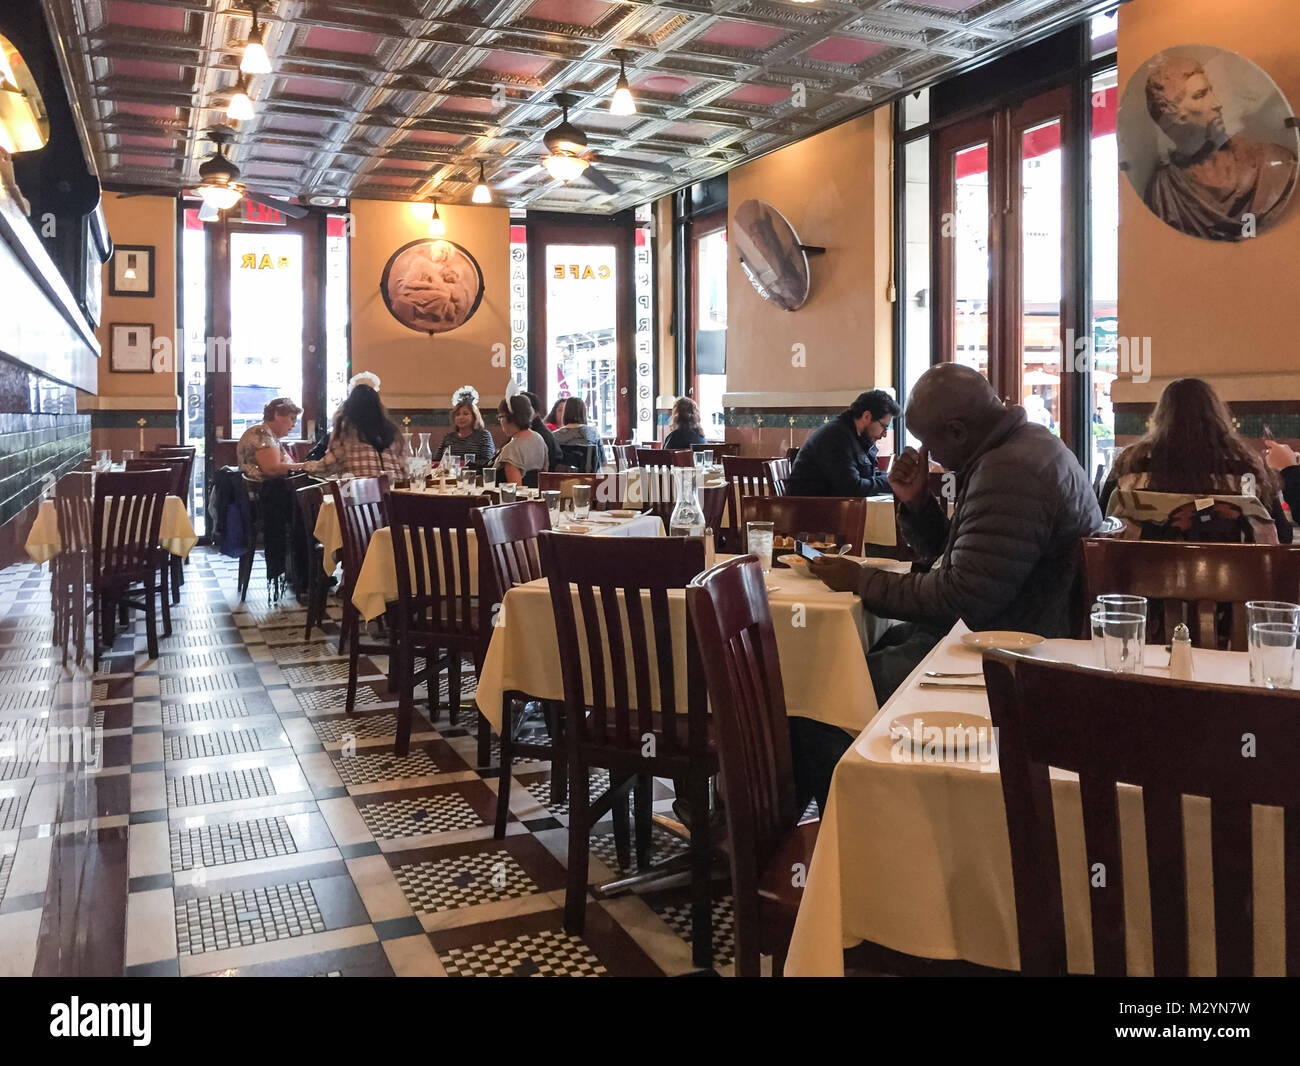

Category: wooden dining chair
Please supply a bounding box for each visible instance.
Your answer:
[329,476,390,717]
[295,482,329,640]
[721,456,785,553]
[472,501,566,835]
[686,555,819,977]
[387,492,492,754]
[1080,538,1300,648]
[764,458,791,497]
[128,456,189,603]
[983,649,1300,976]
[52,473,94,667]
[636,447,692,468]
[786,446,800,463]
[611,444,636,471]
[538,531,720,967]
[91,470,172,666]
[739,495,869,556]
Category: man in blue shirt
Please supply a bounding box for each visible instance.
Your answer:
[785,390,900,497]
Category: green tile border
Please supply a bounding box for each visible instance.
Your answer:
[1115,409,1300,439]
[89,411,180,430]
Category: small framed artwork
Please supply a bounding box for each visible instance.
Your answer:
[110,323,154,373]
[109,244,155,297]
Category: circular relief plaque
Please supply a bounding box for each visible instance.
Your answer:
[379,238,486,334]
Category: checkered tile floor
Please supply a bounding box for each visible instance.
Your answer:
[0,549,754,977]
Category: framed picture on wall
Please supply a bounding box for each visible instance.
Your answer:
[109,244,155,297]
[109,323,154,373]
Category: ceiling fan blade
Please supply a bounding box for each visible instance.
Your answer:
[594,155,674,178]
[197,201,220,223]
[495,164,544,190]
[582,166,619,195]
[243,190,310,219]
[113,186,182,199]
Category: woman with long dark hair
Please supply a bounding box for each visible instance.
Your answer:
[663,395,708,450]
[1103,377,1290,540]
[552,396,606,467]
[303,384,407,478]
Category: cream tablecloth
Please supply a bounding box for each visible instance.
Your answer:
[475,555,907,735]
[785,621,1285,976]
[350,510,666,622]
[24,495,197,563]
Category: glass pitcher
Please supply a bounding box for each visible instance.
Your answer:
[668,467,704,537]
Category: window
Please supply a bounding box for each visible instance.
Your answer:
[692,225,727,437]
[324,214,351,420]
[180,212,207,531]
[544,243,619,441]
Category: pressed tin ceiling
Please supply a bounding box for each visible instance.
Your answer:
[45,0,1117,213]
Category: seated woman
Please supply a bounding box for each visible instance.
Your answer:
[1101,377,1291,542]
[1265,439,1300,517]
[662,396,708,450]
[544,398,565,432]
[434,387,494,468]
[551,396,607,468]
[238,397,306,481]
[493,395,549,487]
[302,384,406,479]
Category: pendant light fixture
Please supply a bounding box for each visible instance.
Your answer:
[227,75,255,122]
[240,2,272,75]
[542,92,589,183]
[609,49,636,116]
[471,160,492,204]
[428,199,446,236]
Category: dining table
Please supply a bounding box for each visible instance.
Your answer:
[474,554,909,736]
[784,621,1286,976]
[24,494,197,563]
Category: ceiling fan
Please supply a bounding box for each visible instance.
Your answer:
[118,127,308,221]
[496,91,675,197]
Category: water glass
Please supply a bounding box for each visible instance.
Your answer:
[482,466,498,489]
[1089,604,1107,667]
[1250,622,1297,689]
[572,484,591,521]
[542,490,561,527]
[747,521,775,573]
[121,449,135,463]
[457,466,474,491]
[694,450,713,468]
[1100,611,1146,673]
[498,481,516,503]
[1095,594,1147,615]
[1246,601,1300,683]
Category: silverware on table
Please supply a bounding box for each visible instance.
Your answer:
[917,681,987,692]
[924,671,983,679]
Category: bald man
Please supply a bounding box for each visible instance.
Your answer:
[813,363,1102,698]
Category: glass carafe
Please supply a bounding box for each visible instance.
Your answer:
[668,467,705,537]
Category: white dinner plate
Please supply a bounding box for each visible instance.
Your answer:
[561,523,592,534]
[606,509,639,519]
[887,710,996,757]
[959,631,1045,651]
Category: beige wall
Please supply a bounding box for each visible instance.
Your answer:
[348,199,511,415]
[1115,0,1300,404]
[724,106,894,404]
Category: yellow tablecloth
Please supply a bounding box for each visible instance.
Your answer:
[785,622,1284,976]
[863,495,897,546]
[474,554,906,736]
[24,495,196,564]
[350,510,665,622]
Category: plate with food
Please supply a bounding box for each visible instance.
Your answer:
[959,631,1045,651]
[776,554,821,579]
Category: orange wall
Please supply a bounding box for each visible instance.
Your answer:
[347,199,511,415]
[1116,0,1300,404]
[724,107,894,402]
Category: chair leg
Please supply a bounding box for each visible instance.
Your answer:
[92,591,101,671]
[170,555,182,603]
[610,773,632,872]
[564,758,590,935]
[238,550,254,603]
[395,662,414,757]
[345,606,362,718]
[158,561,172,637]
[143,575,160,661]
[493,699,513,839]
[688,772,713,970]
[447,651,461,727]
[544,701,568,806]
[477,711,492,768]
[634,774,653,871]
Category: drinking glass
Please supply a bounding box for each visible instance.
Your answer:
[498,481,516,503]
[694,450,713,468]
[542,490,561,527]
[95,449,111,473]
[572,484,591,521]
[1250,622,1297,689]
[457,466,474,491]
[121,449,135,463]
[1095,594,1147,614]
[482,465,498,489]
[1089,604,1107,668]
[1100,611,1146,673]
[747,521,775,573]
[1246,601,1300,683]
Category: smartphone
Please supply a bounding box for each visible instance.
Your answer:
[798,540,825,562]
[1262,423,1275,441]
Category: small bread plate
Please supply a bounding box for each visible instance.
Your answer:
[888,710,997,758]
[606,509,639,519]
[561,523,592,534]
[959,631,1045,651]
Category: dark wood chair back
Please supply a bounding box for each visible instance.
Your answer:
[92,470,171,584]
[295,481,325,548]
[126,457,187,500]
[329,475,389,595]
[538,531,707,771]
[739,495,868,555]
[786,446,799,462]
[611,444,636,471]
[558,443,598,473]
[686,555,799,976]
[472,501,550,610]
[983,649,1300,976]
[54,472,94,555]
[1081,538,1300,649]
[722,456,784,551]
[146,448,195,500]
[764,458,791,496]
[387,492,490,642]
[637,447,692,468]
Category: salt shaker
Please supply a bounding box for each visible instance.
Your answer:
[1169,622,1194,680]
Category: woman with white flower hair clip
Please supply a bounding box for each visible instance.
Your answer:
[348,371,381,394]
[434,385,494,468]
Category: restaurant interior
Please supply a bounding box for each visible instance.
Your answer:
[1,0,1299,994]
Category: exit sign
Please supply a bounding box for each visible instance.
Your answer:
[242,199,287,225]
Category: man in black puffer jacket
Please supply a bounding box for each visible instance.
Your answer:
[785,390,899,497]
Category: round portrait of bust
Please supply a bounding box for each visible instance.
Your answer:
[1118,44,1299,242]
[380,239,485,333]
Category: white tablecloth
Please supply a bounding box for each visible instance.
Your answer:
[475,555,907,735]
[785,622,1286,976]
